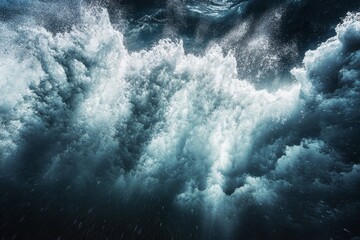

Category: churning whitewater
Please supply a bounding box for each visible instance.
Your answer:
[1,1,360,239]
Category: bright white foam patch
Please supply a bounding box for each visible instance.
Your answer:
[291,12,360,94]
[0,6,302,201]
[1,4,360,239]
[9,6,360,236]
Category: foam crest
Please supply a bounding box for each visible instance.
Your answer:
[1,6,360,240]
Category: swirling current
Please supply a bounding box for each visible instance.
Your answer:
[0,1,360,239]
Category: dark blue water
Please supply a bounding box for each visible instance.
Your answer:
[1,1,360,239]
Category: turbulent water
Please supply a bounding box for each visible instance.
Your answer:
[1,0,360,239]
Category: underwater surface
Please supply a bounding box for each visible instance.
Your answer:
[1,0,360,239]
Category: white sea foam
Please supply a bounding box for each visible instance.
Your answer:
[0,5,301,185]
[1,6,360,238]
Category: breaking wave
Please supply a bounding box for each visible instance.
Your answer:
[0,2,360,240]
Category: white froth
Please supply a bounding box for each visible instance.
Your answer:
[2,6,360,237]
[0,6,302,199]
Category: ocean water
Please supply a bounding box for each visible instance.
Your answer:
[0,1,360,239]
